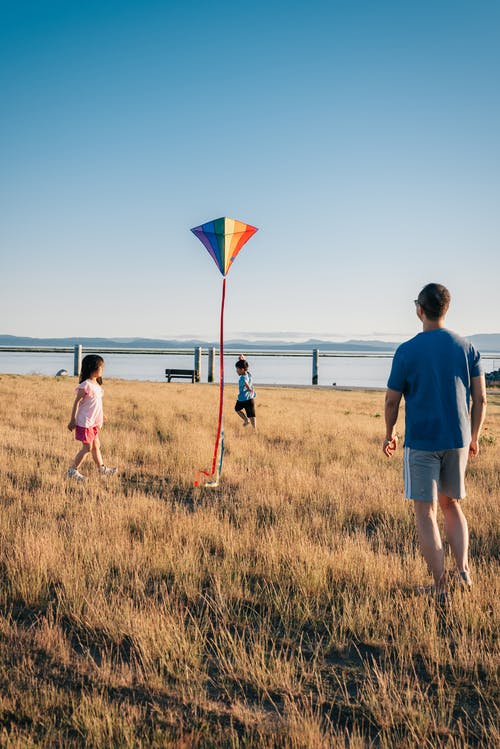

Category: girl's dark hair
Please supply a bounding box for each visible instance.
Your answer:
[79,354,104,384]
[235,358,249,371]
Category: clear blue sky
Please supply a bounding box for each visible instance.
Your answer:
[1,0,499,341]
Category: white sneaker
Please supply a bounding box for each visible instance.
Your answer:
[67,467,85,481]
[99,465,117,476]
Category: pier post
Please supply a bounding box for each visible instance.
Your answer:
[312,349,319,385]
[194,347,202,382]
[73,344,82,377]
[208,347,215,383]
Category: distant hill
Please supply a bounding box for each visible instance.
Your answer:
[1,333,500,352]
[226,338,400,352]
[0,334,398,352]
[0,334,193,349]
[466,334,500,352]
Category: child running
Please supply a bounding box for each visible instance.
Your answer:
[234,355,257,430]
[67,354,116,480]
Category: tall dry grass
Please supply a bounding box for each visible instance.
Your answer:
[0,374,498,748]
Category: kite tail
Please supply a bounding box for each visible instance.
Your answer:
[194,277,226,487]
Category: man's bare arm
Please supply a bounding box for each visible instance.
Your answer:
[383,388,402,457]
[469,375,487,457]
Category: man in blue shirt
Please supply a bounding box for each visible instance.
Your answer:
[383,283,486,595]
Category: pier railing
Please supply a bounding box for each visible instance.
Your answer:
[1,345,497,385]
[1,344,395,383]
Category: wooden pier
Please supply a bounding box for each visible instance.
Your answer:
[0,344,396,383]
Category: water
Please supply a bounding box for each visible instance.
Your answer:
[1,351,498,388]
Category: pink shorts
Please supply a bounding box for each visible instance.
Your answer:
[75,425,99,444]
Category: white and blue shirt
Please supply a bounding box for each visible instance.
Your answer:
[237,372,255,401]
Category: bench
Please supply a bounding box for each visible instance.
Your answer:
[165,368,200,383]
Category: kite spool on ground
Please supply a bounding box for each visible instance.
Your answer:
[191,217,258,488]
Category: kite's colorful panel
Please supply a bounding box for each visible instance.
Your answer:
[191,216,258,276]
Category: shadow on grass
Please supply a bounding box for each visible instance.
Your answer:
[119,471,198,510]
[0,620,262,747]
[0,587,495,747]
[118,472,242,516]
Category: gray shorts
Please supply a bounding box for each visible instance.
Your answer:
[403,447,469,502]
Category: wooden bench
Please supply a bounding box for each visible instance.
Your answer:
[165,368,199,383]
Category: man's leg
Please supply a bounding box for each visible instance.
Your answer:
[438,448,470,582]
[438,493,469,576]
[413,500,446,592]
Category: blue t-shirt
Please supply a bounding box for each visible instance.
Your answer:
[238,372,255,401]
[387,329,482,450]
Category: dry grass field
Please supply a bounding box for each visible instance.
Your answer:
[0,374,498,748]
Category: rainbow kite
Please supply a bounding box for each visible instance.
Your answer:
[191,217,258,487]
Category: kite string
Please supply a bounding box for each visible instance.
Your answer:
[210,276,226,476]
[193,276,226,487]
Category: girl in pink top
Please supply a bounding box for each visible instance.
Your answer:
[67,354,116,480]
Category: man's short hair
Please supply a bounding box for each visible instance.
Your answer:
[417,283,451,320]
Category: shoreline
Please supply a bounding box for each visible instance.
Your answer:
[1,372,499,394]
[0,371,386,391]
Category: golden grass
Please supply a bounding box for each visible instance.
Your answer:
[0,374,498,748]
